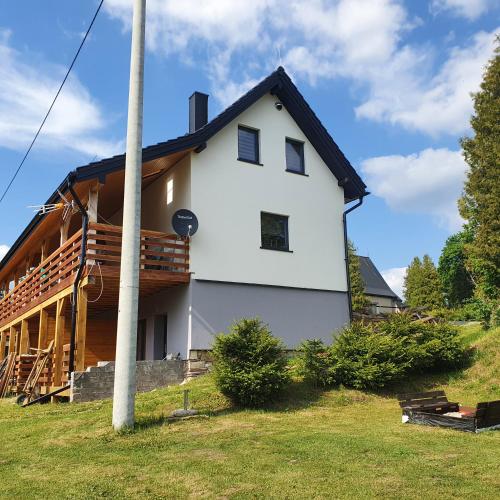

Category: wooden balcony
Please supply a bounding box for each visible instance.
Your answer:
[0,223,190,329]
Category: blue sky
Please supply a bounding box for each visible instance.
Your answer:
[0,0,498,297]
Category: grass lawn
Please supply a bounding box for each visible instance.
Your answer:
[0,324,499,499]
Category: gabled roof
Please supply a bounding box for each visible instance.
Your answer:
[1,67,367,271]
[74,66,367,197]
[358,256,400,300]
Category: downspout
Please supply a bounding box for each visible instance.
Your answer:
[66,176,89,375]
[342,194,367,322]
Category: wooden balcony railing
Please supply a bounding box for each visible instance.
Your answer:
[0,223,189,327]
[0,230,83,326]
[87,223,189,275]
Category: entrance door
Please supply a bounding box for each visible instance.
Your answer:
[136,319,147,361]
[153,315,168,360]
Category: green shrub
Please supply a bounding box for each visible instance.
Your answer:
[452,298,493,326]
[297,314,469,390]
[379,314,468,372]
[297,339,332,387]
[212,318,290,407]
[328,322,408,390]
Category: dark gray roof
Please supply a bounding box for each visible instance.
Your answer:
[358,256,400,300]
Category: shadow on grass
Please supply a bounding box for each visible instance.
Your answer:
[132,379,325,432]
[375,349,477,399]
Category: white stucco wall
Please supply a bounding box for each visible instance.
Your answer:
[189,93,347,291]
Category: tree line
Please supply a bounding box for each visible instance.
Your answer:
[403,40,499,325]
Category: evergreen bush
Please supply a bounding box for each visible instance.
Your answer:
[212,318,290,407]
[298,314,469,390]
[297,339,332,387]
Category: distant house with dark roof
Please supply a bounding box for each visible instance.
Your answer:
[358,256,402,314]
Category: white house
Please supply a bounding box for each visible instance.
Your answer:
[0,67,367,375]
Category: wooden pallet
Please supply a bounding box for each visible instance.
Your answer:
[397,390,459,414]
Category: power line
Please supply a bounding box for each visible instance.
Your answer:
[0,0,105,205]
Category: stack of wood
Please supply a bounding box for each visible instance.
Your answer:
[14,354,37,394]
[16,341,54,406]
[353,311,387,323]
[61,344,71,384]
[38,354,53,388]
[353,308,441,325]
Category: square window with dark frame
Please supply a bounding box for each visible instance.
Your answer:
[238,125,260,164]
[261,212,289,251]
[285,138,305,174]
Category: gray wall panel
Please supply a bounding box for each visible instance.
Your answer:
[190,280,349,350]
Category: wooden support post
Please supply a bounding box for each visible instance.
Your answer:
[53,298,66,387]
[9,326,17,355]
[87,182,99,267]
[38,308,49,350]
[0,331,6,361]
[87,182,99,223]
[19,320,29,354]
[40,240,47,263]
[25,255,33,276]
[75,287,88,371]
[60,217,71,246]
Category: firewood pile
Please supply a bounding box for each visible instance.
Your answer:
[353,307,441,325]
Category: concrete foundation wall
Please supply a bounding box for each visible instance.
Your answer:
[71,360,185,403]
[190,279,349,350]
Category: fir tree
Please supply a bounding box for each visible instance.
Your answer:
[438,230,474,307]
[404,257,423,308]
[348,240,370,313]
[404,255,444,309]
[459,39,500,300]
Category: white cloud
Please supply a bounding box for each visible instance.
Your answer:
[381,267,406,299]
[0,245,9,260]
[104,1,497,138]
[355,30,497,136]
[430,0,493,20]
[0,29,122,158]
[361,148,468,230]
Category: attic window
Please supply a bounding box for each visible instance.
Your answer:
[238,125,260,164]
[285,138,305,174]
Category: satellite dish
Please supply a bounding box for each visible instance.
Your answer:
[172,209,198,237]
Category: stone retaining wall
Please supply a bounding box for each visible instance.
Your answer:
[71,360,186,403]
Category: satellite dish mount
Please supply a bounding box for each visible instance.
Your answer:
[172,209,198,238]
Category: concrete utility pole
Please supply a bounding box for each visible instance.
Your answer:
[112,0,146,431]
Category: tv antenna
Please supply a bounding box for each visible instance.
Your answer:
[28,189,77,221]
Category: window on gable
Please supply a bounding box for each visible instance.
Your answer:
[261,212,289,252]
[167,179,174,205]
[285,138,305,174]
[238,125,260,164]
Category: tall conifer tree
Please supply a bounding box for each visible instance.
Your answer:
[404,255,444,309]
[348,240,370,313]
[459,40,500,300]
